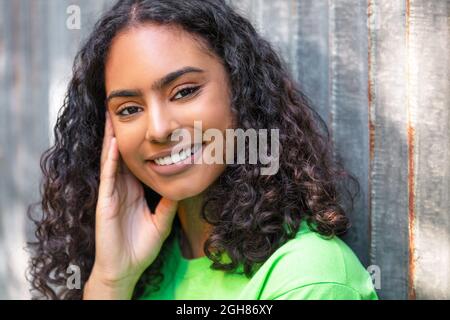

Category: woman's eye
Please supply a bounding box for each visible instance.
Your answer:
[117,106,141,116]
[171,86,201,101]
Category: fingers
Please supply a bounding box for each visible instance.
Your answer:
[152,198,179,239]
[101,111,114,171]
[99,136,119,200]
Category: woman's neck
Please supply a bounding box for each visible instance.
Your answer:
[176,193,212,259]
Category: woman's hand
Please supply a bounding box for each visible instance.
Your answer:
[83,111,178,299]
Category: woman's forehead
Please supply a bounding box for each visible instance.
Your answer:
[104,24,217,91]
[106,24,211,68]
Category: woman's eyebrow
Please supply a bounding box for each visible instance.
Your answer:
[106,66,204,103]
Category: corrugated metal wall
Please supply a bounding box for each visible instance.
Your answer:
[0,0,449,299]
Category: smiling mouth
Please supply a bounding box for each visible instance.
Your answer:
[152,142,205,166]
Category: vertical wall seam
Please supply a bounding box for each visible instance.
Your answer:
[327,0,336,157]
[367,0,375,268]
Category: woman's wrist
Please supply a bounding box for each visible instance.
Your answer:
[83,268,140,300]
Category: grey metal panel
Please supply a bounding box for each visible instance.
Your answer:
[0,0,113,299]
[294,0,331,132]
[409,0,450,300]
[328,0,370,268]
[46,0,113,144]
[368,0,411,300]
[0,0,50,299]
[229,0,302,78]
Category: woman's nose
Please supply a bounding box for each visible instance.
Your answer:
[144,102,180,144]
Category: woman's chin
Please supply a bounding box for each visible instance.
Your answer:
[143,164,226,201]
[153,188,204,202]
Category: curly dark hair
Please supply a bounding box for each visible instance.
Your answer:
[27,0,359,299]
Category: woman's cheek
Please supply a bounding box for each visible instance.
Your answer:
[185,103,232,131]
[116,129,144,162]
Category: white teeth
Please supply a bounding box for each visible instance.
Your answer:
[163,155,171,165]
[153,144,202,166]
[172,153,181,163]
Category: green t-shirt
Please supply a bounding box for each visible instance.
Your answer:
[139,220,379,300]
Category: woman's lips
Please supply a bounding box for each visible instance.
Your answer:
[146,143,205,176]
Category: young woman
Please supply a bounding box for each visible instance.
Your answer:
[28,0,378,300]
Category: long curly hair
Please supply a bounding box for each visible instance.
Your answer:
[27,0,359,299]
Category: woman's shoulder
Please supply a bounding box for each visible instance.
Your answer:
[274,220,366,281]
[238,220,378,300]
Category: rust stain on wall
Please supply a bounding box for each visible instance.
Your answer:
[405,0,416,301]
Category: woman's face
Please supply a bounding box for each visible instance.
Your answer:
[104,24,234,201]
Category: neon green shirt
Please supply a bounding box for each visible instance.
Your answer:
[139,220,379,300]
